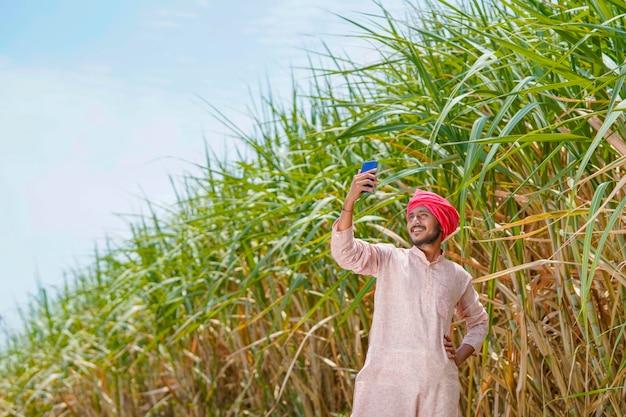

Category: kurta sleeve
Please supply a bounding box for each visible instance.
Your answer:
[330,220,382,277]
[456,279,489,352]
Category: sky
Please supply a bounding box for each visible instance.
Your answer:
[0,0,408,336]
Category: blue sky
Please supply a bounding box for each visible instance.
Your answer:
[0,0,406,336]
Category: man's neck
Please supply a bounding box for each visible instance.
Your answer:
[417,244,442,263]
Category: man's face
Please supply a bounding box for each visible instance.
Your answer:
[407,205,442,247]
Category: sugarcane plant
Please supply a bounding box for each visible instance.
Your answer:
[1,0,625,416]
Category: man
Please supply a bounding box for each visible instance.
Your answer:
[330,167,489,417]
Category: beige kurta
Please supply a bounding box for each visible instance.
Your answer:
[331,222,489,417]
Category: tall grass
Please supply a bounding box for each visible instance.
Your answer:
[1,0,626,415]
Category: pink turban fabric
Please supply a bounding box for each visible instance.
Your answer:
[406,189,460,241]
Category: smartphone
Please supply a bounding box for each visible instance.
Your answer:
[361,160,377,193]
[361,160,378,173]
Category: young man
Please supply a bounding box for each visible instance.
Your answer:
[330,167,489,417]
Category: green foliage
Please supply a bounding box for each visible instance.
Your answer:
[2,0,626,416]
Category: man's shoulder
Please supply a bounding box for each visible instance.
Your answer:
[372,242,412,258]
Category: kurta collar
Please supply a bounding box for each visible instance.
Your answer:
[410,245,444,265]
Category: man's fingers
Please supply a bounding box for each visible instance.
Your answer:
[350,171,378,195]
[356,171,377,180]
[443,335,456,360]
[352,172,377,185]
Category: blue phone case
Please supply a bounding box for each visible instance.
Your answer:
[361,160,377,172]
[361,160,377,192]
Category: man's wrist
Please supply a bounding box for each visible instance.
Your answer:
[455,344,475,364]
[342,200,356,212]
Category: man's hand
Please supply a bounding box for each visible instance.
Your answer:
[336,168,378,232]
[444,335,475,366]
[346,168,378,204]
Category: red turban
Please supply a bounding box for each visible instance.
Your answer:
[406,189,459,241]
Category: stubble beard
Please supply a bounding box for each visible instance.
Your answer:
[410,224,442,247]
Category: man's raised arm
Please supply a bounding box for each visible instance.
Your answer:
[336,167,378,231]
